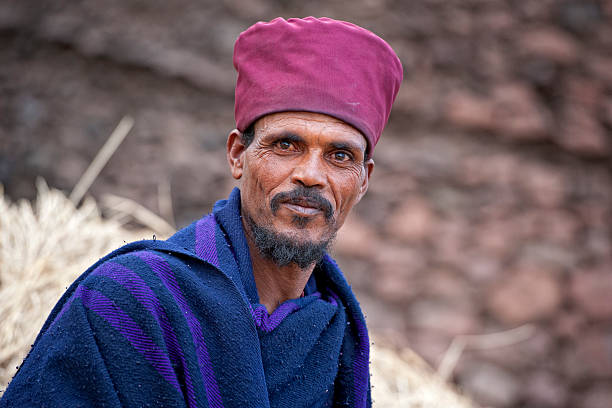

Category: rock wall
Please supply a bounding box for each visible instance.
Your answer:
[1,1,611,407]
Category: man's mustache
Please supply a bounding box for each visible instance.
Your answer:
[270,187,334,220]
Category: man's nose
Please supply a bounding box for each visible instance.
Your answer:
[290,152,326,187]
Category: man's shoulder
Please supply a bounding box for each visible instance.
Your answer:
[72,210,222,304]
[48,242,220,333]
[80,237,209,294]
[84,246,174,286]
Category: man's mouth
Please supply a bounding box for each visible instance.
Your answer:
[282,198,323,216]
[270,187,334,220]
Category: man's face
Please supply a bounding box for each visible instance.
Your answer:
[227,111,374,254]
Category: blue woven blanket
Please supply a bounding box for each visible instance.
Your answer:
[1,188,371,407]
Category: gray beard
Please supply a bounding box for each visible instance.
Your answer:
[245,213,336,269]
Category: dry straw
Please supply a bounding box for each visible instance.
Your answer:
[0,179,148,391]
[371,340,474,407]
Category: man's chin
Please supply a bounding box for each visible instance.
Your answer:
[245,213,336,269]
[271,219,335,243]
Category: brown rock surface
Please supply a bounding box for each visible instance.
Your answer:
[517,27,579,64]
[445,83,552,140]
[570,268,612,320]
[466,154,519,187]
[421,268,474,304]
[444,91,493,130]
[564,76,603,109]
[563,327,612,380]
[580,384,612,408]
[487,267,562,325]
[491,83,551,140]
[434,217,471,268]
[517,164,567,208]
[523,370,568,407]
[409,298,480,336]
[472,219,518,258]
[587,55,612,86]
[555,311,586,339]
[372,269,418,305]
[603,97,612,126]
[557,105,610,156]
[334,214,379,258]
[385,196,437,243]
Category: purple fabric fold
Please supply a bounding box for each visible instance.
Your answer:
[133,251,224,408]
[77,286,182,393]
[195,214,220,268]
[92,262,198,408]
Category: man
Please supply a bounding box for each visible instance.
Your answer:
[1,17,401,407]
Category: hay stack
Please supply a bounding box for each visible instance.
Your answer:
[371,341,474,407]
[0,180,147,390]
[0,182,474,407]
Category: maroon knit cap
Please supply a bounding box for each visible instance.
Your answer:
[233,17,403,153]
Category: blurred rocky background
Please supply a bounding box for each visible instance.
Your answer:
[1,1,611,407]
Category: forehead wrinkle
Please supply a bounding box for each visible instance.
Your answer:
[254,112,367,149]
[256,112,349,131]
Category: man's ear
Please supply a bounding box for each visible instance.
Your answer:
[356,158,374,202]
[227,129,246,180]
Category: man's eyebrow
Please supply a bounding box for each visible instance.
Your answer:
[329,141,364,153]
[270,132,305,143]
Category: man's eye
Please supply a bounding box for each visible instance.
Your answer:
[333,151,352,162]
[276,140,293,150]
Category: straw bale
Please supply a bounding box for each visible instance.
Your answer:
[0,180,147,390]
[371,341,474,407]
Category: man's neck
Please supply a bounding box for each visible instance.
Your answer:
[243,226,315,314]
